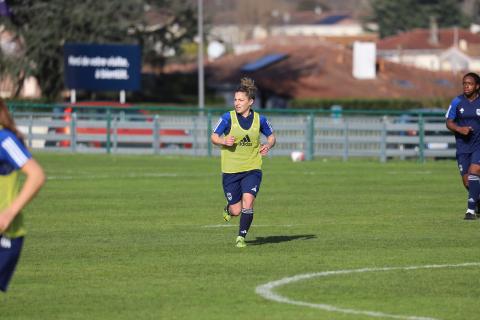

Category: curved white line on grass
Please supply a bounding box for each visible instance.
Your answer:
[256,262,480,320]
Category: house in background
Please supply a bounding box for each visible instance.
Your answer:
[376,27,480,73]
[270,12,370,37]
[205,40,461,109]
[209,10,376,57]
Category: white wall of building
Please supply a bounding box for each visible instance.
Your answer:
[271,24,364,37]
[378,50,480,72]
[353,42,376,79]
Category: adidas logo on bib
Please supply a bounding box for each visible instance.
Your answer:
[239,135,252,146]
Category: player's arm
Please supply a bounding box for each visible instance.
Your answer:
[259,116,275,156]
[445,98,472,136]
[211,114,235,147]
[446,119,472,136]
[211,133,235,147]
[260,133,276,156]
[0,158,45,232]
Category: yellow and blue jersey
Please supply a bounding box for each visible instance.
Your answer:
[214,111,273,173]
[0,129,31,238]
[446,94,480,154]
[213,111,274,138]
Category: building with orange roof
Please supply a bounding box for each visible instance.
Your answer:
[377,27,480,72]
[205,40,461,108]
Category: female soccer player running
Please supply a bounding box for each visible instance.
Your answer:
[211,77,276,248]
[446,72,480,220]
[0,99,45,292]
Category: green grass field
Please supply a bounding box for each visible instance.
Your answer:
[2,154,480,320]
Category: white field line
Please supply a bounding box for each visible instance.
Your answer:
[47,172,217,180]
[386,171,432,175]
[202,224,308,228]
[265,171,433,176]
[256,262,480,320]
[46,170,432,181]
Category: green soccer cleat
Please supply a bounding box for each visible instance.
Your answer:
[223,206,231,222]
[236,236,246,248]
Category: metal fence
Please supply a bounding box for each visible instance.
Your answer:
[10,103,454,162]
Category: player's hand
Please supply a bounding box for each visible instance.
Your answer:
[457,126,473,135]
[260,144,271,156]
[0,209,14,233]
[223,135,235,146]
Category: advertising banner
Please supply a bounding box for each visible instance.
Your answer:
[64,43,141,91]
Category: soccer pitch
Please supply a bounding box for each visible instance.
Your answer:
[2,154,480,320]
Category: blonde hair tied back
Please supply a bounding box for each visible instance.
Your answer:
[237,77,257,100]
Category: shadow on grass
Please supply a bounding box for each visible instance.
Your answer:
[246,234,316,246]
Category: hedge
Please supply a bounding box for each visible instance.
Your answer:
[289,98,452,110]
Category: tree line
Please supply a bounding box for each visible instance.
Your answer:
[0,0,476,101]
[0,0,197,101]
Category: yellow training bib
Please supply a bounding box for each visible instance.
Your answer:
[0,171,26,238]
[221,111,262,173]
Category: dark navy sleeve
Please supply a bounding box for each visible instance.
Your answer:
[213,112,231,135]
[446,96,462,120]
[260,115,274,137]
[0,131,32,170]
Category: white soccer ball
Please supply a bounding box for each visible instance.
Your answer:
[290,151,305,162]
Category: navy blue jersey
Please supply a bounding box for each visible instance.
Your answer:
[446,94,480,153]
[213,111,274,137]
[0,129,31,175]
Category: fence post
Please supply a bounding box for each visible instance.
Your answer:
[193,116,198,156]
[112,115,118,153]
[343,120,349,161]
[106,108,111,154]
[380,117,387,163]
[418,114,425,163]
[305,112,314,160]
[207,110,212,157]
[153,115,160,154]
[71,112,77,153]
[28,114,33,148]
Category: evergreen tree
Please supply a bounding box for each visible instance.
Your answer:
[0,0,197,100]
[369,0,470,38]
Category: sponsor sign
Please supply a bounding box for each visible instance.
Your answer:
[64,43,141,91]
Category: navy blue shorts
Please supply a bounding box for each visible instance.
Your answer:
[456,150,480,176]
[0,235,24,292]
[222,170,262,205]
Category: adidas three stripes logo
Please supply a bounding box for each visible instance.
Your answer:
[239,135,253,146]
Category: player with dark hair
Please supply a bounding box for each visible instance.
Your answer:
[446,72,480,220]
[211,77,276,248]
[0,99,45,292]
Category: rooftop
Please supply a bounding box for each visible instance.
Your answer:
[377,28,480,51]
[206,40,462,100]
